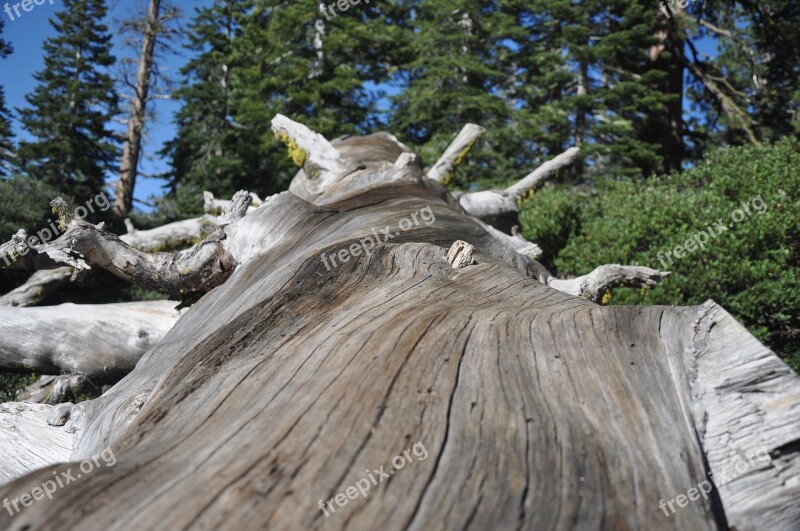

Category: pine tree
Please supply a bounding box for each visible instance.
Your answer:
[164,0,406,202]
[501,0,680,179]
[161,0,260,202]
[16,0,119,200]
[234,0,399,185]
[0,18,13,177]
[389,0,515,189]
[389,0,681,189]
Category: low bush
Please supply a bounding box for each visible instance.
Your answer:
[520,137,800,371]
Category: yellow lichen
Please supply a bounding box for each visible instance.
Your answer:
[443,138,479,186]
[50,198,73,231]
[601,289,613,306]
[518,188,536,205]
[275,131,308,168]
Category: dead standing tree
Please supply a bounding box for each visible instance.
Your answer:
[0,116,798,530]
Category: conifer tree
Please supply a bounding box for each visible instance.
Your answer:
[164,0,406,201]
[16,0,119,200]
[495,0,678,179]
[390,0,515,189]
[390,0,679,187]
[161,0,260,201]
[0,19,13,177]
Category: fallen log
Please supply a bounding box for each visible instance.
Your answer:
[0,301,182,379]
[0,268,73,308]
[0,117,796,531]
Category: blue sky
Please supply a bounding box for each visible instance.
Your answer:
[2,0,213,207]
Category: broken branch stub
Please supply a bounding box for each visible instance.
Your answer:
[547,264,670,303]
[203,191,261,215]
[426,123,486,184]
[447,240,476,269]
[455,146,580,232]
[505,146,581,200]
[271,113,348,182]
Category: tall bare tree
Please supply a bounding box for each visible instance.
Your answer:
[114,0,180,217]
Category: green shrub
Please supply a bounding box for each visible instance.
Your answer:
[519,185,591,271]
[519,138,800,372]
[0,175,70,241]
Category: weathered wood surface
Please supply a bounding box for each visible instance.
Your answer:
[0,121,797,531]
[426,123,486,183]
[0,403,75,484]
[0,301,181,378]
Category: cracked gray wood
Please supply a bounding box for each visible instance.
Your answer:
[0,117,796,531]
[0,301,181,378]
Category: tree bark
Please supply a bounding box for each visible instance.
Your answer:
[650,7,685,172]
[0,117,797,531]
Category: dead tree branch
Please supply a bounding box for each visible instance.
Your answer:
[426,123,486,184]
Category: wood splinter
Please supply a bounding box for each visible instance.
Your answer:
[447,240,476,269]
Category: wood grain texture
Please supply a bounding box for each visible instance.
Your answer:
[0,403,75,484]
[0,301,181,377]
[0,128,796,531]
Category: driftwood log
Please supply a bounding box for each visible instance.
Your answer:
[0,116,797,530]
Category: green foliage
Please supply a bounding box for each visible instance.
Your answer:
[0,372,37,403]
[388,0,691,190]
[507,0,680,176]
[160,1,800,200]
[518,185,589,271]
[0,176,69,241]
[390,0,516,188]
[0,176,73,297]
[163,0,406,200]
[16,0,119,200]
[521,138,800,371]
[683,0,800,149]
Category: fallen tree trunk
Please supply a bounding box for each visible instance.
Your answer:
[0,301,181,379]
[0,268,73,307]
[0,116,797,531]
[0,192,252,300]
[118,215,221,253]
